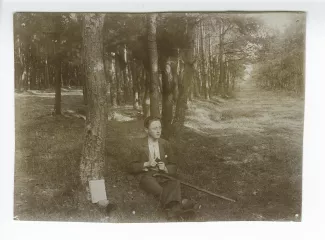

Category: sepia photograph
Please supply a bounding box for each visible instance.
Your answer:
[13,11,305,223]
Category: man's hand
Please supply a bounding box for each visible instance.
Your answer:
[144,161,157,168]
[157,161,168,173]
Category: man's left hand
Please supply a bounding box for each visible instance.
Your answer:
[157,162,168,173]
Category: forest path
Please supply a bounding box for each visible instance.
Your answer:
[186,77,304,148]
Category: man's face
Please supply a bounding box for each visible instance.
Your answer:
[146,120,161,139]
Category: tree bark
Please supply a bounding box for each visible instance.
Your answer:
[115,53,122,105]
[211,55,218,95]
[225,61,230,95]
[142,70,151,118]
[131,59,140,110]
[79,14,88,105]
[54,54,62,115]
[80,13,109,196]
[138,67,145,108]
[231,73,235,92]
[173,49,181,102]
[174,18,196,128]
[147,14,160,117]
[16,35,25,91]
[44,55,50,89]
[36,63,42,90]
[207,35,212,99]
[25,45,32,90]
[200,21,209,100]
[161,58,174,140]
[21,67,27,92]
[193,62,200,98]
[104,54,117,107]
[107,56,117,108]
[122,45,131,103]
[127,58,134,106]
[53,15,63,114]
[29,57,36,90]
[218,24,225,97]
[81,62,88,105]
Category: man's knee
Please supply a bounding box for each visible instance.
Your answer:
[139,174,155,185]
[139,174,163,196]
[164,179,180,188]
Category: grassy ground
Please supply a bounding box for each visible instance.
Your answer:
[14,83,304,222]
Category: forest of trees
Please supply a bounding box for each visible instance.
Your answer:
[251,17,305,93]
[14,13,305,114]
[14,12,305,195]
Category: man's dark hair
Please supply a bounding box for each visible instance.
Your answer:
[144,116,161,129]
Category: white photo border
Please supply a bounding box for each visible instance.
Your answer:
[1,1,324,240]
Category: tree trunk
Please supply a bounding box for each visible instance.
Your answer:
[115,53,122,105]
[81,62,88,105]
[102,57,111,103]
[54,53,62,115]
[212,55,218,95]
[225,62,230,95]
[61,62,67,87]
[218,29,225,97]
[200,22,208,100]
[138,67,144,107]
[174,19,196,128]
[127,58,134,106]
[147,13,160,117]
[53,15,63,114]
[161,58,174,140]
[174,79,187,126]
[122,45,131,103]
[23,45,31,90]
[103,54,115,107]
[44,56,50,89]
[18,48,27,91]
[29,58,37,90]
[16,36,24,91]
[207,35,212,99]
[21,67,27,92]
[80,13,108,196]
[31,42,40,90]
[194,31,201,98]
[193,62,200,98]
[79,15,88,105]
[231,75,235,91]
[37,64,42,90]
[173,49,180,102]
[110,55,118,107]
[131,60,140,110]
[142,70,151,118]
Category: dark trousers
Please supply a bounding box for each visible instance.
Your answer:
[139,172,181,208]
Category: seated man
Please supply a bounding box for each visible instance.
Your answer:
[128,116,197,220]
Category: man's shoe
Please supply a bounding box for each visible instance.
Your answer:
[165,204,198,221]
[181,199,201,211]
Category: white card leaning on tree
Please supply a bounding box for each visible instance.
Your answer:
[88,179,107,203]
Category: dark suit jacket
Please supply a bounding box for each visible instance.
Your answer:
[128,137,177,175]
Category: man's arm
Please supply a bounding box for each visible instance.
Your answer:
[128,146,147,174]
[129,161,146,174]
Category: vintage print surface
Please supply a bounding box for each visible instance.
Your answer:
[14,12,305,222]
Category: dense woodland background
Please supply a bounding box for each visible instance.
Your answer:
[14,12,305,222]
[14,13,305,129]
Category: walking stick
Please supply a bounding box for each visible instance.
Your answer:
[153,173,236,203]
